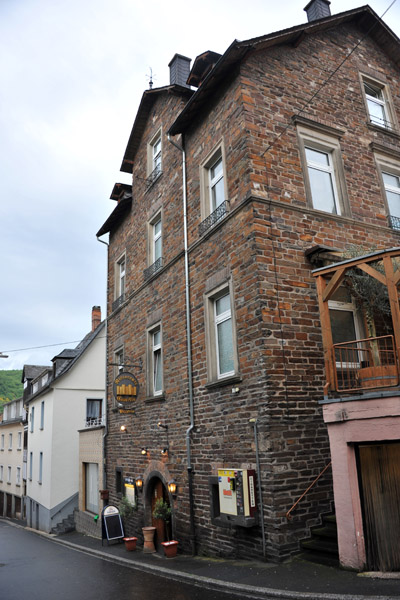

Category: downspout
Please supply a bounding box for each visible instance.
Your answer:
[249,418,266,559]
[97,235,109,495]
[168,133,196,555]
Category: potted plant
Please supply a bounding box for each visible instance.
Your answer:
[152,497,178,558]
[119,495,137,549]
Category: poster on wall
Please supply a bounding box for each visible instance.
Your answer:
[124,477,136,506]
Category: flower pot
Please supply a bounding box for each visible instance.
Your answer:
[123,536,137,551]
[99,490,109,501]
[142,526,156,553]
[161,540,178,558]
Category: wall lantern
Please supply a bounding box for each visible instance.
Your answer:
[161,448,168,456]
[141,447,148,455]
[135,476,143,491]
[120,425,128,432]
[168,480,177,494]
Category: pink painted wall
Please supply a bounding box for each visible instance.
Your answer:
[322,395,400,570]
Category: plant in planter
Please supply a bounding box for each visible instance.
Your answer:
[119,495,137,540]
[152,497,178,558]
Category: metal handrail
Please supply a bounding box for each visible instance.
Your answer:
[286,461,332,521]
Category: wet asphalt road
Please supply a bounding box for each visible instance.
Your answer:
[0,521,236,600]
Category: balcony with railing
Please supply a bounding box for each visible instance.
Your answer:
[389,215,400,232]
[146,165,162,189]
[199,201,228,236]
[144,257,163,281]
[313,248,400,397]
[84,415,105,429]
[112,293,125,312]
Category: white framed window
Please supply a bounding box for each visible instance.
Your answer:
[7,466,11,484]
[374,151,400,229]
[38,452,43,484]
[16,467,21,486]
[8,433,12,450]
[329,287,363,367]
[17,431,22,450]
[114,347,124,379]
[85,463,99,514]
[297,123,348,216]
[0,465,3,481]
[30,406,35,433]
[205,281,239,383]
[200,143,228,226]
[86,399,103,425]
[32,381,38,394]
[41,373,48,386]
[147,324,163,397]
[361,75,396,130]
[1,434,4,451]
[382,171,400,219]
[40,401,44,430]
[147,129,162,184]
[153,217,162,263]
[115,254,126,300]
[29,452,33,480]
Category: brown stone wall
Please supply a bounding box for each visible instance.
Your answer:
[104,18,400,562]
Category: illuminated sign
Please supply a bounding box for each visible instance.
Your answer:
[113,371,139,413]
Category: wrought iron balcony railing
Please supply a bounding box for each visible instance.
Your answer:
[389,214,400,232]
[199,201,228,236]
[146,166,162,188]
[85,415,105,428]
[332,335,399,393]
[112,293,125,312]
[144,257,163,281]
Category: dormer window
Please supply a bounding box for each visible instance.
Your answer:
[361,74,397,131]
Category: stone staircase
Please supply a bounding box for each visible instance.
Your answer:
[300,513,339,567]
[51,513,75,535]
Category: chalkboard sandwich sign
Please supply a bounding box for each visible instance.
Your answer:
[101,505,124,546]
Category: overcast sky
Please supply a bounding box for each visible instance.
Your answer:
[0,0,399,370]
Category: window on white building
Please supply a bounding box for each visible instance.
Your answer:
[85,463,99,514]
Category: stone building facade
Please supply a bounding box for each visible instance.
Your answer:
[98,3,400,562]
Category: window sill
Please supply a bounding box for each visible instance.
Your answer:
[145,394,166,404]
[205,374,242,390]
[367,122,400,140]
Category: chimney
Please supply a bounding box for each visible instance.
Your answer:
[304,0,331,22]
[92,306,101,331]
[168,54,191,88]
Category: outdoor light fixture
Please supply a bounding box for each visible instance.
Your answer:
[135,476,143,490]
[141,447,148,455]
[161,447,168,456]
[168,480,177,494]
[157,421,168,429]
[120,425,127,432]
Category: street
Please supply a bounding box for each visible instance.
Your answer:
[0,521,236,600]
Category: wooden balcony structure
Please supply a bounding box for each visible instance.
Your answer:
[312,247,400,396]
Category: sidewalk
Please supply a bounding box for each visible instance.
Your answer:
[41,528,400,600]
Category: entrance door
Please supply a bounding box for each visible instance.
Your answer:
[151,479,166,547]
[358,443,400,571]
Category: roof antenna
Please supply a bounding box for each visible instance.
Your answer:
[147,67,153,89]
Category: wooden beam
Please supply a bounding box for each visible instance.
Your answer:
[357,263,387,286]
[315,275,335,392]
[383,255,400,354]
[322,267,345,302]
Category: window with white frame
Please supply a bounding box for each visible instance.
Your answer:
[148,325,163,397]
[29,452,33,480]
[374,151,400,230]
[38,452,43,484]
[30,406,35,433]
[85,463,99,513]
[153,217,162,263]
[362,76,394,130]
[0,465,3,481]
[146,212,163,276]
[7,466,11,483]
[329,287,363,366]
[205,283,238,382]
[383,171,400,219]
[200,144,228,231]
[17,431,22,450]
[115,254,126,301]
[114,347,124,379]
[147,130,162,184]
[297,124,348,216]
[86,399,103,426]
[32,381,38,394]
[16,467,21,486]
[1,434,4,451]
[8,433,12,450]
[40,401,44,430]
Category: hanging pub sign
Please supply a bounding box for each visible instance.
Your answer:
[113,371,139,414]
[101,505,124,545]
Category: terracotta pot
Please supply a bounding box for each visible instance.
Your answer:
[123,536,137,551]
[161,540,178,558]
[358,365,398,388]
[142,526,156,553]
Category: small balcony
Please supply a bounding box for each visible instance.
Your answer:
[144,257,163,281]
[389,215,400,232]
[112,293,125,312]
[313,248,400,397]
[199,201,228,236]
[85,415,105,428]
[146,166,162,189]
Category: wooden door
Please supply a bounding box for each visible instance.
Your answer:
[151,479,166,545]
[358,443,400,571]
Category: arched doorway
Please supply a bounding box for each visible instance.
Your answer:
[148,476,170,551]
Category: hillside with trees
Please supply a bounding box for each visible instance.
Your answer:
[0,370,23,413]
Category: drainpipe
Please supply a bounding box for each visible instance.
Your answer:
[168,133,196,555]
[249,418,266,559]
[97,235,109,494]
